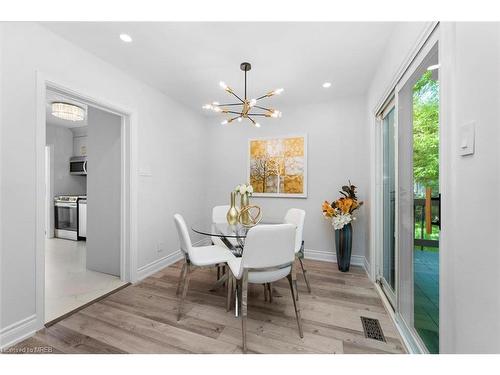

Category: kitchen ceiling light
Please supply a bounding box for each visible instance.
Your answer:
[51,102,85,122]
[119,33,133,43]
[203,62,283,127]
[427,64,440,71]
[322,82,332,88]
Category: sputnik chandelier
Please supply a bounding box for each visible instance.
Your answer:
[203,62,283,127]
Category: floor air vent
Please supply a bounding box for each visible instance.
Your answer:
[360,316,386,342]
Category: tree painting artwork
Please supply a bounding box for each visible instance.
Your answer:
[248,135,307,198]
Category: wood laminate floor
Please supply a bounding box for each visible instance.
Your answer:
[7,259,406,354]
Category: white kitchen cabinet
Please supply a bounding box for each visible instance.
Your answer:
[73,135,88,156]
[78,199,87,238]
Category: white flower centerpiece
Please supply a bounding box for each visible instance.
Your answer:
[235,183,255,226]
[235,183,253,196]
[330,209,356,230]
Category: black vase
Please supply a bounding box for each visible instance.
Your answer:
[335,223,353,272]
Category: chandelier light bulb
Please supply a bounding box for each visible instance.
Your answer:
[202,104,212,110]
[237,117,242,122]
[212,101,220,106]
[221,119,228,125]
[271,110,282,118]
[322,82,332,88]
[213,106,222,112]
[274,88,284,95]
[219,81,228,90]
[249,99,257,107]
[254,122,261,128]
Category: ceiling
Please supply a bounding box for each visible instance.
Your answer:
[41,22,398,115]
[46,89,88,128]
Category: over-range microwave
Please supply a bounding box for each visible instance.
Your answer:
[70,156,87,175]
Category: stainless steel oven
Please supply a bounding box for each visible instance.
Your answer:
[54,196,79,240]
[70,156,87,176]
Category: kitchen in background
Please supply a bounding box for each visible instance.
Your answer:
[52,124,87,241]
[44,89,125,323]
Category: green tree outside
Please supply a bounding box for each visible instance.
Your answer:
[413,71,439,197]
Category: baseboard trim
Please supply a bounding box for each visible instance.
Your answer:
[134,240,212,282]
[364,257,372,280]
[304,248,366,269]
[0,314,38,351]
[135,250,183,282]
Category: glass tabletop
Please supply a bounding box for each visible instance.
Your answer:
[191,219,283,238]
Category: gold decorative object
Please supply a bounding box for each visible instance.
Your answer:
[239,193,251,225]
[226,191,239,225]
[202,62,283,128]
[238,205,263,227]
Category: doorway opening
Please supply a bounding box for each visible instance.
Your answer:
[42,86,130,324]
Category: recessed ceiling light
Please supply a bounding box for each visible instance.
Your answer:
[119,34,133,43]
[427,64,440,71]
[322,82,332,88]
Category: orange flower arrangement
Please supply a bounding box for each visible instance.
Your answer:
[322,201,335,218]
[322,181,363,230]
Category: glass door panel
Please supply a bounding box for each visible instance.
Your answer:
[396,40,440,354]
[412,67,440,354]
[381,105,396,304]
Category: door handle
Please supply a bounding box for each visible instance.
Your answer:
[425,187,432,235]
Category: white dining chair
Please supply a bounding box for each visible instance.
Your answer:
[212,205,238,248]
[212,205,230,223]
[173,214,234,321]
[284,208,311,296]
[212,205,237,280]
[226,224,303,353]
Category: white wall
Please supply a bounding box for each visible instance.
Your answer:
[86,107,121,276]
[439,22,500,354]
[205,97,370,263]
[0,22,208,346]
[46,123,87,196]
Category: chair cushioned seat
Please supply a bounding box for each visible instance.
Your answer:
[189,245,233,267]
[227,256,291,284]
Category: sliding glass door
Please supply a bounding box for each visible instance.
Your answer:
[377,31,440,353]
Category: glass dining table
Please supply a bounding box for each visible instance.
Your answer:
[191,219,283,257]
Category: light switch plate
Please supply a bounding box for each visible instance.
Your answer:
[459,122,475,156]
[138,164,153,177]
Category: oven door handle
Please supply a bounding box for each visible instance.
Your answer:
[83,160,87,174]
[55,203,77,208]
